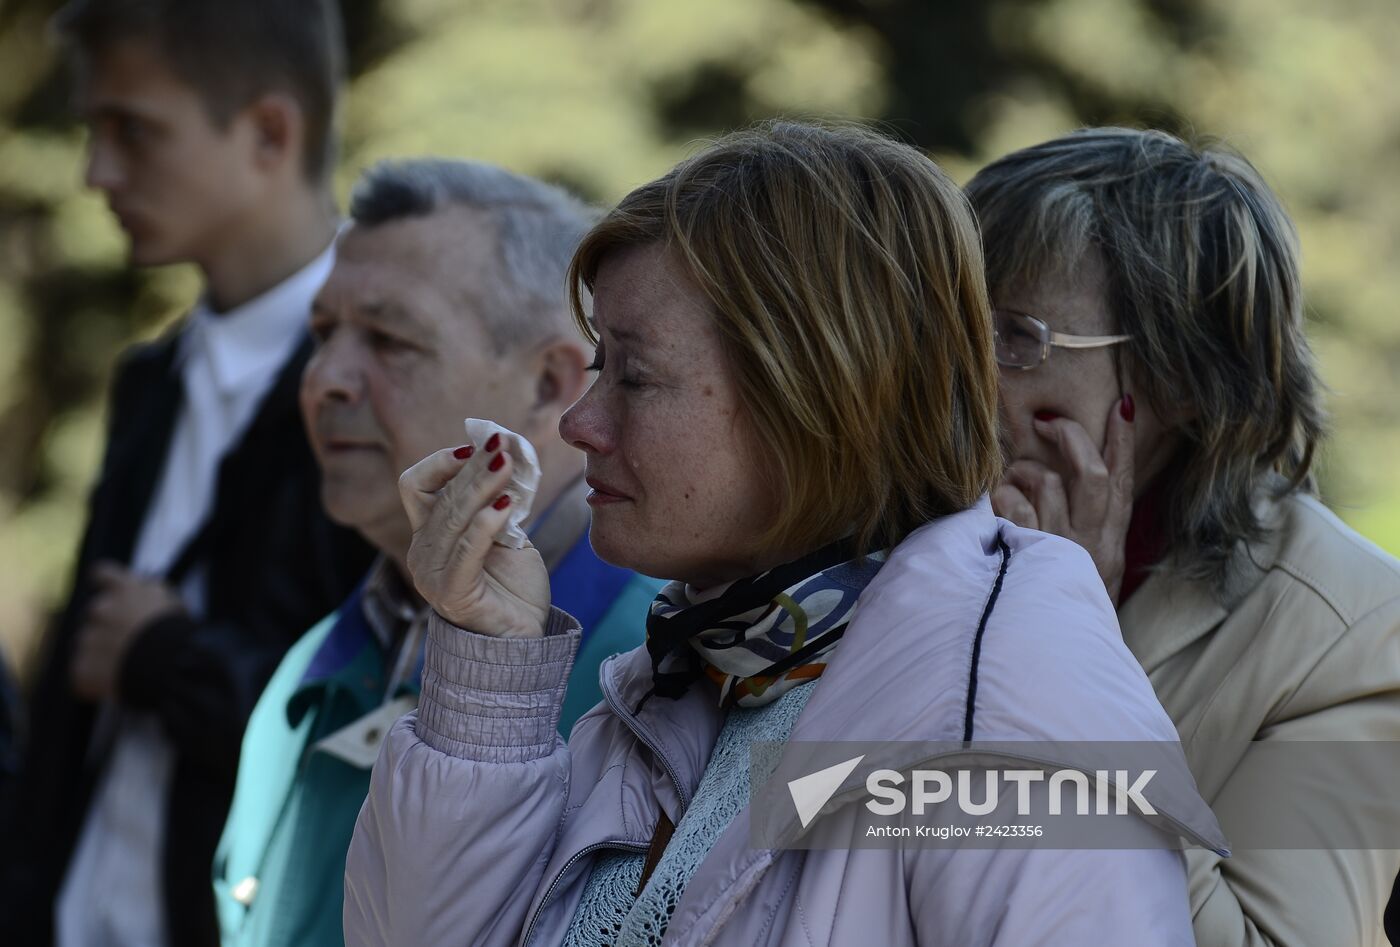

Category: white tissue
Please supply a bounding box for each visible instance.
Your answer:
[463,418,541,548]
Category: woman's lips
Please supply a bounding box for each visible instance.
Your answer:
[585,477,630,505]
[1033,410,1061,422]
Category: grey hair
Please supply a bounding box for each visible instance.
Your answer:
[349,158,598,350]
[966,127,1326,590]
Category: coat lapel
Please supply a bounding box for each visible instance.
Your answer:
[1116,571,1228,675]
[164,334,312,583]
[1117,492,1287,675]
[96,333,185,566]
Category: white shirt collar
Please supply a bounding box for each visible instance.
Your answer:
[185,241,336,397]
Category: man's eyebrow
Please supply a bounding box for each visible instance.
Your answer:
[309,298,430,333]
[359,300,436,335]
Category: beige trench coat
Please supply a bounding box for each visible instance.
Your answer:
[1120,492,1400,946]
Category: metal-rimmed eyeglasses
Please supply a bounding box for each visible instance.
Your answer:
[993,308,1132,371]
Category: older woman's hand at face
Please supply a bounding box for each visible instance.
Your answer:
[992,399,1136,602]
[398,442,550,637]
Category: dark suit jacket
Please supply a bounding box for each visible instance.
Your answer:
[1387,872,1400,945]
[0,326,375,946]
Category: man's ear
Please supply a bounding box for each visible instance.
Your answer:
[245,92,303,175]
[532,339,590,414]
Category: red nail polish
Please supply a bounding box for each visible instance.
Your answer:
[485,433,501,452]
[488,452,505,472]
[452,444,474,460]
[492,494,511,510]
[1120,394,1135,422]
[1033,410,1059,422]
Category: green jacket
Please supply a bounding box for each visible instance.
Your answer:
[213,537,660,947]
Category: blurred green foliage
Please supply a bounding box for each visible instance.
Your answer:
[1,0,1397,677]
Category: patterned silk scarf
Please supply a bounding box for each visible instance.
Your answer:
[645,541,885,708]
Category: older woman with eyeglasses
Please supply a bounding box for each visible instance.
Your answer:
[972,127,1400,947]
[339,122,1225,946]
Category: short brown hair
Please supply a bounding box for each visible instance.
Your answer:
[53,0,346,182]
[966,127,1326,583]
[569,120,1001,556]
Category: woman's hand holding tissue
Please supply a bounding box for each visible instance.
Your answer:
[397,422,550,638]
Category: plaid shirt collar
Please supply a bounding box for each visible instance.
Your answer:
[360,556,425,654]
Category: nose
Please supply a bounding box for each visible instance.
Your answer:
[558,378,611,456]
[84,134,124,194]
[300,330,365,409]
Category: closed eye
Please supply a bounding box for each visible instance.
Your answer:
[368,329,414,354]
[585,345,646,389]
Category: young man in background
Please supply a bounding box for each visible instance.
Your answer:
[0,2,374,944]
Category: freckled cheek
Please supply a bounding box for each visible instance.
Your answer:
[621,433,704,515]
[614,426,658,505]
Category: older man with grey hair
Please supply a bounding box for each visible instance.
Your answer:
[211,159,659,947]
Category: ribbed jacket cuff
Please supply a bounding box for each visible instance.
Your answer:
[415,607,581,762]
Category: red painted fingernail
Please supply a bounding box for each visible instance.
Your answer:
[492,494,511,510]
[485,433,501,452]
[1033,410,1059,422]
[453,444,474,459]
[1120,394,1135,423]
[488,452,505,472]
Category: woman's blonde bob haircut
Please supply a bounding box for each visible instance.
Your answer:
[567,120,1001,557]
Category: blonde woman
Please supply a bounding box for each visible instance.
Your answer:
[343,122,1219,946]
[973,127,1400,946]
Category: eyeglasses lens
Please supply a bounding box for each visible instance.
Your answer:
[992,310,1047,369]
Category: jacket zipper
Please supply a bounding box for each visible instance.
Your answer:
[602,680,694,811]
[521,839,648,947]
[520,679,692,946]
